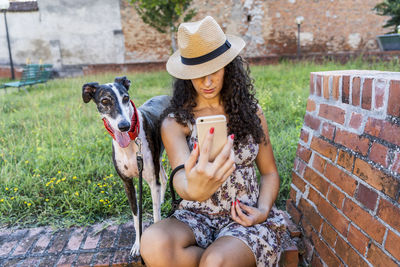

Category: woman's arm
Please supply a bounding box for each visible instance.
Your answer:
[231,107,280,226]
[161,117,236,202]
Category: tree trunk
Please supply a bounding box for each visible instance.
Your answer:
[170,27,177,53]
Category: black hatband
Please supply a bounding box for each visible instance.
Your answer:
[181,40,231,66]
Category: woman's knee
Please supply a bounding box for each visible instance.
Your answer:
[140,224,174,263]
[199,250,225,267]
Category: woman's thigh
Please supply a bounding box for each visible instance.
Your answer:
[140,217,203,267]
[199,236,256,267]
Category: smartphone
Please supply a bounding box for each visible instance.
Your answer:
[196,115,228,162]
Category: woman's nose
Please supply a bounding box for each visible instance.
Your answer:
[204,75,212,87]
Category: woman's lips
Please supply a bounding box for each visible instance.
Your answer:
[203,88,215,94]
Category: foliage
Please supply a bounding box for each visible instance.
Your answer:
[0,59,397,228]
[127,0,196,51]
[374,0,400,33]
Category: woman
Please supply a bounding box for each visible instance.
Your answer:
[140,16,286,267]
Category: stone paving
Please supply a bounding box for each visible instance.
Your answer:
[0,221,143,267]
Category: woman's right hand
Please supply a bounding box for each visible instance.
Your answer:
[184,128,236,202]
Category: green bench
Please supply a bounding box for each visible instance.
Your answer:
[2,64,53,92]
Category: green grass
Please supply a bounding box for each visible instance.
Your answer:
[0,59,397,228]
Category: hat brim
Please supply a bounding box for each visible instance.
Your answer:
[166,34,245,80]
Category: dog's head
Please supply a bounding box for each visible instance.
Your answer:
[82,76,134,148]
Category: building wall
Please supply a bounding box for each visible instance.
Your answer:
[121,0,388,63]
[0,0,125,68]
[0,0,389,67]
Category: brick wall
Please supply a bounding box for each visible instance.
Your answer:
[287,70,400,266]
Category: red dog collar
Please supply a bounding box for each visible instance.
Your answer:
[102,100,140,141]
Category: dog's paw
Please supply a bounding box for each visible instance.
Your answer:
[130,242,141,257]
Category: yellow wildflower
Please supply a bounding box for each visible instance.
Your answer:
[75,192,79,196]
[27,203,31,206]
[0,199,4,202]
[100,199,104,202]
[101,191,104,194]
[14,188,18,192]
[62,177,66,181]
[45,199,49,202]
[11,197,14,200]
[58,171,61,174]
[73,176,77,180]
[110,174,113,177]
[5,187,8,191]
[25,160,29,164]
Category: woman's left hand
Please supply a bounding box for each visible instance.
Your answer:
[231,200,269,227]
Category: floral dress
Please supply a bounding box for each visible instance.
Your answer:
[170,115,286,267]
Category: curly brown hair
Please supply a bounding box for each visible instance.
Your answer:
[162,56,266,148]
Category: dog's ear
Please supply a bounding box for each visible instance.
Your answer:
[115,76,131,91]
[82,82,99,103]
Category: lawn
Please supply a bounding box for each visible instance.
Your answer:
[0,58,397,228]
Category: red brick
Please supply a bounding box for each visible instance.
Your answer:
[355,183,378,211]
[296,144,312,163]
[292,172,306,192]
[334,129,370,156]
[300,128,310,143]
[310,137,337,162]
[385,230,400,261]
[349,112,362,130]
[367,243,398,267]
[316,75,322,97]
[337,149,355,172]
[325,163,357,196]
[57,254,77,266]
[293,157,306,176]
[286,199,302,225]
[289,187,297,201]
[364,117,384,137]
[12,228,42,256]
[311,253,324,267]
[380,121,400,147]
[321,122,335,140]
[76,252,95,266]
[332,76,340,100]
[335,236,369,267]
[369,142,389,168]
[83,224,103,249]
[366,118,400,146]
[316,195,350,237]
[299,198,323,232]
[327,186,345,209]
[66,227,86,251]
[342,75,350,104]
[352,77,361,106]
[392,151,400,174]
[377,198,400,233]
[354,158,399,199]
[0,240,18,257]
[362,78,372,110]
[342,198,386,243]
[304,167,330,196]
[304,113,321,131]
[306,98,316,112]
[318,104,346,125]
[388,80,400,117]
[312,153,326,174]
[311,231,341,267]
[32,230,52,254]
[321,222,338,247]
[310,74,315,95]
[374,78,386,109]
[347,224,369,255]
[323,76,330,99]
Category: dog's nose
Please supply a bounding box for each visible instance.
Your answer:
[118,121,130,132]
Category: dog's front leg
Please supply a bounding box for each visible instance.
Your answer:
[122,179,141,256]
[149,179,162,223]
[159,164,168,205]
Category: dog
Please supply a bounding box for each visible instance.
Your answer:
[82,76,170,256]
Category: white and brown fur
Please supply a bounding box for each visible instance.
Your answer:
[82,77,170,256]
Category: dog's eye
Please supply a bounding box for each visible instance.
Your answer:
[101,99,110,105]
[122,96,129,103]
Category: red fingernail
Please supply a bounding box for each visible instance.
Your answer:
[237,200,241,204]
[230,134,235,140]
[210,127,214,134]
[193,142,197,150]
[234,200,237,206]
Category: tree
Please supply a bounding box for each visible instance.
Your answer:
[374,0,400,34]
[128,0,197,52]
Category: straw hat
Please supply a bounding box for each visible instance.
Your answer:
[166,16,245,80]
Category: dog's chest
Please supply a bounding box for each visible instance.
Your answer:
[113,145,139,178]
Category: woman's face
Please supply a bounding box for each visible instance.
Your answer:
[191,68,225,100]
